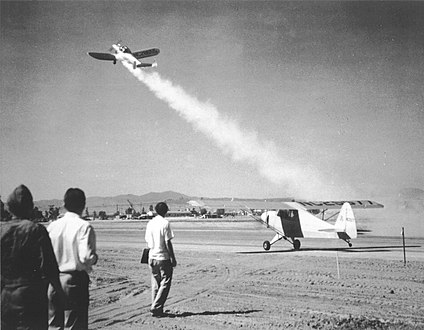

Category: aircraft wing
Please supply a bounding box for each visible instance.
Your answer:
[294,200,384,209]
[88,52,117,61]
[188,199,293,211]
[132,48,160,59]
[188,199,384,211]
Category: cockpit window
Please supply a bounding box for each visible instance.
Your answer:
[121,46,131,53]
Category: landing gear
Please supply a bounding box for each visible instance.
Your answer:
[342,238,353,247]
[262,234,302,251]
[262,233,283,251]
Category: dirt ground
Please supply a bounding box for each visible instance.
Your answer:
[88,219,424,329]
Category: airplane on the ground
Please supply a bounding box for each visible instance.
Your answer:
[188,199,384,250]
[88,42,160,69]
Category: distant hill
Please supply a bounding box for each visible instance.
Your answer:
[33,187,424,216]
[34,191,192,212]
[34,199,62,210]
[140,191,192,202]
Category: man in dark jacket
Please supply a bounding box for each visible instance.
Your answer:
[1,184,64,330]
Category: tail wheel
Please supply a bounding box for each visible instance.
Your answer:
[263,240,271,251]
[293,239,301,250]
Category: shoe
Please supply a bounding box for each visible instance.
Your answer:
[150,308,164,317]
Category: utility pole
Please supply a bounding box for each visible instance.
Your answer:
[402,227,406,266]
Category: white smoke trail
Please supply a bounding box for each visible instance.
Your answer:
[122,62,326,198]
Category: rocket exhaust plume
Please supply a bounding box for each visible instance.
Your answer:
[122,62,325,198]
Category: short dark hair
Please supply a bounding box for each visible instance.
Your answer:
[64,188,86,213]
[155,202,169,216]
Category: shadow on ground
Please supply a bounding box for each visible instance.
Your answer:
[237,245,421,254]
[162,309,261,318]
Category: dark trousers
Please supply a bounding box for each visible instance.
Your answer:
[1,280,48,330]
[149,259,173,313]
[48,271,89,330]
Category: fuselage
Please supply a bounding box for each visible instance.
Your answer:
[112,44,139,67]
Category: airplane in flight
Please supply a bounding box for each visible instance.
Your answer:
[188,199,384,250]
[88,42,160,69]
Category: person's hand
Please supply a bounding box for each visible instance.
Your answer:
[53,287,67,309]
[92,252,99,265]
[50,279,67,308]
[171,259,177,268]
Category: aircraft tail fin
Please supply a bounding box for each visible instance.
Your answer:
[335,202,357,239]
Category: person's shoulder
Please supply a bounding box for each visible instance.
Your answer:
[18,219,34,227]
[34,222,49,235]
[47,215,66,229]
[160,217,171,230]
[19,219,49,236]
[156,215,169,224]
[151,215,164,223]
[66,212,90,226]
[78,217,94,230]
[19,219,42,231]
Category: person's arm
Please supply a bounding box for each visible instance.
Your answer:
[145,223,152,249]
[38,225,66,306]
[79,225,98,269]
[165,239,177,267]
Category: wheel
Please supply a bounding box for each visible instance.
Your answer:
[263,240,271,251]
[293,239,301,250]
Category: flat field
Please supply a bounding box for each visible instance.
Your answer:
[88,219,424,329]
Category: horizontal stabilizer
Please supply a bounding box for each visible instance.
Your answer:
[137,62,154,68]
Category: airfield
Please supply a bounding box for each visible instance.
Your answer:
[88,218,423,329]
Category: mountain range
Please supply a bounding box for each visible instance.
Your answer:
[34,191,192,211]
[33,188,424,214]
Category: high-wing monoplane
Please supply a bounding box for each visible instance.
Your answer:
[188,199,384,250]
[88,42,160,69]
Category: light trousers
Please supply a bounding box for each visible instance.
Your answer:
[149,259,173,312]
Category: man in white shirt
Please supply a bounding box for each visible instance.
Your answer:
[145,202,177,317]
[47,188,98,330]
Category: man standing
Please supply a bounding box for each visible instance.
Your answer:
[47,188,98,330]
[1,184,65,330]
[145,202,177,317]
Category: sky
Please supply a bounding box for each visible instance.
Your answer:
[1,1,423,201]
